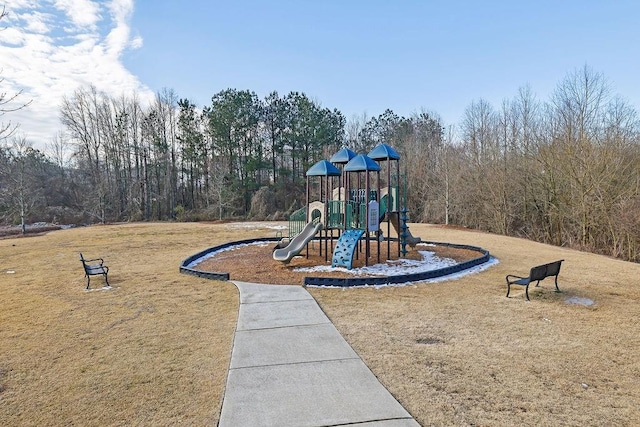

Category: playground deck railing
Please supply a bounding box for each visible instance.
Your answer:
[288,207,307,238]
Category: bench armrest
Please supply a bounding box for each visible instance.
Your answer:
[505,274,527,284]
[83,257,104,264]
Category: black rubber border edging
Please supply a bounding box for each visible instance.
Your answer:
[180,237,491,287]
[304,241,490,287]
[179,237,279,281]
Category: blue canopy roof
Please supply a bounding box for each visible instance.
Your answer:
[306,159,342,176]
[368,143,400,160]
[344,154,381,172]
[329,147,357,164]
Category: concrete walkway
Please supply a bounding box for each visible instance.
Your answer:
[218,281,420,427]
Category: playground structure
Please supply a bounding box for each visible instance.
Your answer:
[273,143,421,268]
[181,143,492,286]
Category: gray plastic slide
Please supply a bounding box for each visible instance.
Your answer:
[385,212,422,247]
[273,221,323,263]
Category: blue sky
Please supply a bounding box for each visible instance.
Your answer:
[1,0,639,150]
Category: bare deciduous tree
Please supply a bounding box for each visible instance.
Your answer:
[0,6,31,139]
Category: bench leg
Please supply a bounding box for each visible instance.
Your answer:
[554,276,560,292]
[86,273,109,289]
[525,284,530,301]
[505,280,511,298]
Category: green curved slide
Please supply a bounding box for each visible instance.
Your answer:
[273,221,322,263]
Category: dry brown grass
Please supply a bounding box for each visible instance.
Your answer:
[310,224,640,426]
[2,222,640,426]
[0,222,277,426]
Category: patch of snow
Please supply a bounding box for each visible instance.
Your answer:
[362,257,500,288]
[294,250,458,277]
[228,222,287,230]
[186,241,271,268]
[416,242,437,247]
[301,252,500,288]
[305,257,499,289]
[565,296,595,306]
[85,285,114,292]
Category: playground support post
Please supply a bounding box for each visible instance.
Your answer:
[396,157,401,258]
[386,159,392,259]
[400,208,409,257]
[365,169,370,266]
[400,171,409,257]
[377,169,381,264]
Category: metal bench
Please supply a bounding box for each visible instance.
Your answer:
[79,253,110,289]
[506,259,563,301]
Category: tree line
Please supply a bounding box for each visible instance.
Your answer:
[1,66,639,262]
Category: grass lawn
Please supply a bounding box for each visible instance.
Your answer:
[0,222,253,426]
[310,224,640,426]
[1,222,639,426]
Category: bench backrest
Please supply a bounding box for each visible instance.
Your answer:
[79,253,97,268]
[545,259,563,277]
[529,264,548,281]
[530,260,563,281]
[79,253,92,266]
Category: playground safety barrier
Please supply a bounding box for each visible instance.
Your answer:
[179,238,491,288]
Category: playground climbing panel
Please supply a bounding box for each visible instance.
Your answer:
[331,229,365,269]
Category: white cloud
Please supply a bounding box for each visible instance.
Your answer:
[53,0,101,29]
[0,27,27,45]
[23,11,50,33]
[0,0,154,149]
[4,0,39,9]
[130,34,142,50]
[104,0,134,57]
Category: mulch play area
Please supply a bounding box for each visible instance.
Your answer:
[193,239,481,285]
